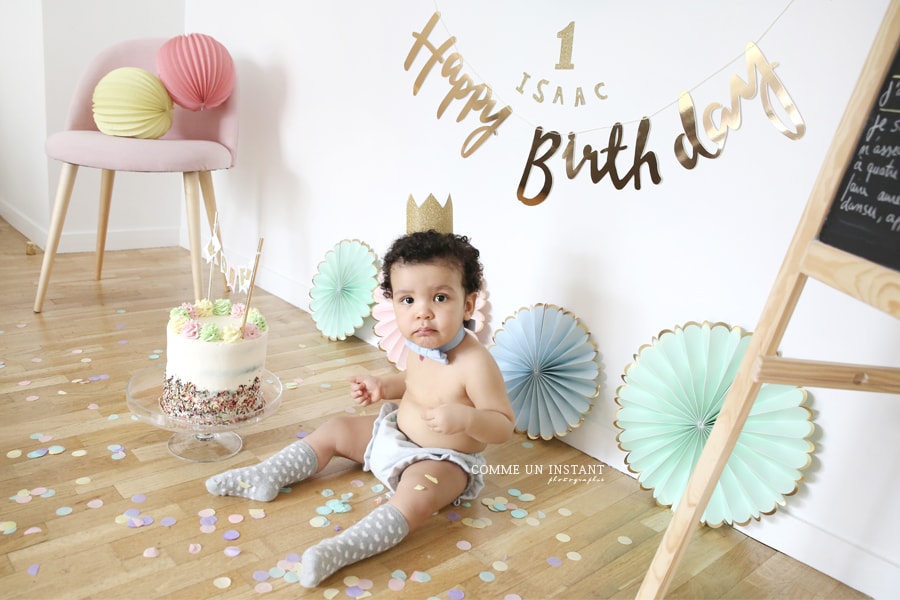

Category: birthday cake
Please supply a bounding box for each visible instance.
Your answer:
[161,298,268,425]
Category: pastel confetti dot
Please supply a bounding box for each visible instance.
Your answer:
[114,515,129,524]
[479,571,496,583]
[111,451,126,460]
[556,533,571,542]
[252,570,270,582]
[49,445,66,456]
[199,525,216,534]
[24,527,42,535]
[107,415,119,421]
[160,517,177,526]
[521,441,534,448]
[55,507,73,516]
[518,493,536,502]
[27,449,48,459]
[283,571,300,583]
[390,570,407,580]
[248,508,266,519]
[213,577,231,589]
[558,507,573,517]
[510,509,528,519]
[321,489,335,497]
[450,588,468,598]
[72,349,83,354]
[492,560,509,572]
[223,530,240,540]
[228,514,243,523]
[224,546,241,557]
[72,449,87,457]
[124,509,141,518]
[27,564,40,576]
[547,556,563,567]
[132,494,147,503]
[504,595,523,600]
[2,521,17,534]
[143,547,160,558]
[80,358,92,363]
[456,540,472,551]
[567,551,583,561]
[388,578,405,591]
[323,589,340,600]
[320,383,331,389]
[310,516,330,528]
[87,499,104,509]
[18,380,31,386]
[6,450,22,458]
[507,488,522,497]
[618,535,633,545]
[31,487,48,496]
[198,508,216,517]
[189,543,202,554]
[75,477,91,485]
[284,381,298,390]
[26,395,39,402]
[40,489,56,498]
[148,354,160,360]
[410,570,431,583]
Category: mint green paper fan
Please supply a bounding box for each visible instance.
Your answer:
[309,240,378,341]
[614,321,814,527]
[490,304,600,440]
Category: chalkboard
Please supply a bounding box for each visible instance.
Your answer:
[819,45,900,272]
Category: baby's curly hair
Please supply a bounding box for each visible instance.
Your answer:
[381,230,483,298]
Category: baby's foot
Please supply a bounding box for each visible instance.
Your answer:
[205,440,318,501]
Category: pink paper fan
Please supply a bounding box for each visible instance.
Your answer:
[157,33,235,111]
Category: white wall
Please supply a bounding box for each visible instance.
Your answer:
[0,0,185,253]
[4,1,899,597]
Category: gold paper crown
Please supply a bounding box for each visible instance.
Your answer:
[407,194,453,234]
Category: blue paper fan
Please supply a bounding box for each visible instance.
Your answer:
[490,304,600,440]
[309,240,379,341]
[614,321,814,527]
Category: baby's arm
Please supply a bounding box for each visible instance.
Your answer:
[423,357,514,444]
[348,372,406,406]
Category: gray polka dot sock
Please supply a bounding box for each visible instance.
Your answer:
[205,440,318,501]
[300,503,409,588]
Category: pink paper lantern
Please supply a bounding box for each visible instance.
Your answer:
[157,33,235,111]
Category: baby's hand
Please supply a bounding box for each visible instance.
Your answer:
[348,375,382,407]
[422,403,472,435]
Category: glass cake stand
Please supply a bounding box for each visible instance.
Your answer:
[126,366,283,462]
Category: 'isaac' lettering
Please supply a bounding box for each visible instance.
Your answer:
[405,12,512,157]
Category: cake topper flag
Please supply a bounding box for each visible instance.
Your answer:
[202,212,258,295]
[407,194,453,234]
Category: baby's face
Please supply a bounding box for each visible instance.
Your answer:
[389,260,475,349]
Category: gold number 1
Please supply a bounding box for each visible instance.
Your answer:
[556,21,575,70]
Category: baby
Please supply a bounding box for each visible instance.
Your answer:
[205,230,514,587]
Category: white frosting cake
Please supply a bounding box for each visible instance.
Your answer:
[160,298,268,425]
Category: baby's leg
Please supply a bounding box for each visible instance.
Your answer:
[206,414,376,501]
[300,460,468,587]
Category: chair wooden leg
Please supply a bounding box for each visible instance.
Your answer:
[34,162,79,313]
[95,169,115,280]
[183,171,204,303]
[199,170,230,292]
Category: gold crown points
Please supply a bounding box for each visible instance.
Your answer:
[407,194,453,234]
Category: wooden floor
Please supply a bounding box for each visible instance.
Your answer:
[0,217,867,599]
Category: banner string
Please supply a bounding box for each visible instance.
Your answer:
[429,0,796,134]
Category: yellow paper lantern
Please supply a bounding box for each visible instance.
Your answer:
[92,67,173,139]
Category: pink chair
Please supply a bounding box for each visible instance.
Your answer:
[35,37,237,312]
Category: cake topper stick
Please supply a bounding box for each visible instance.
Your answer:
[206,212,222,301]
[240,237,265,332]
